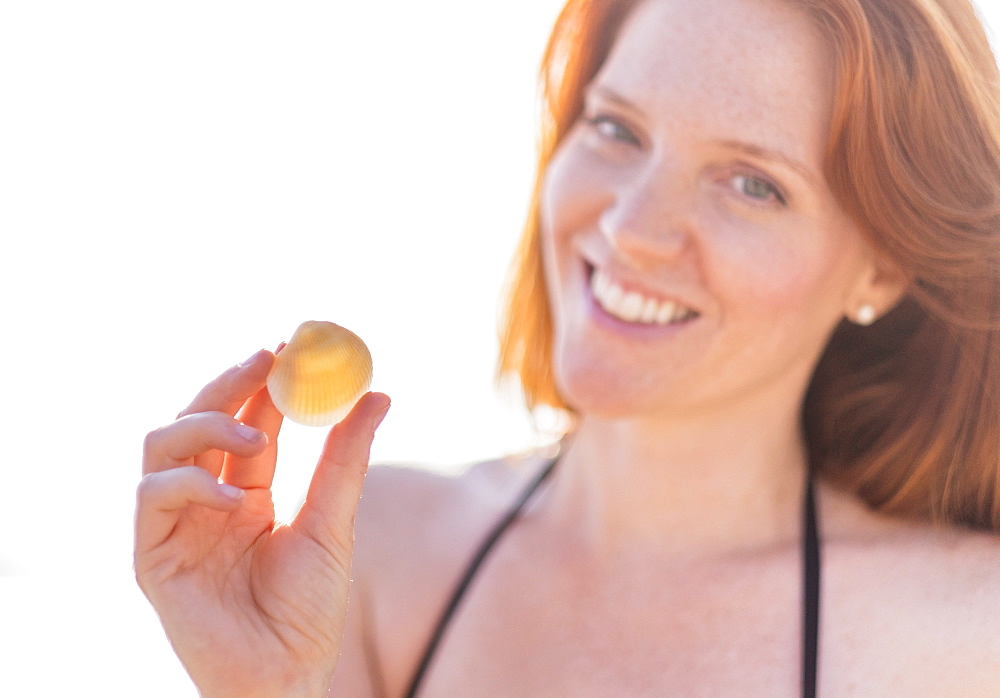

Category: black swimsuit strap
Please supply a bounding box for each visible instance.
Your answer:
[404,458,821,698]
[404,456,559,698]
[803,470,821,698]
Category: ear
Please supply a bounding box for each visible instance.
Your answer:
[845,255,910,326]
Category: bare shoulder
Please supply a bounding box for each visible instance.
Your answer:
[820,481,1000,596]
[818,482,1000,692]
[349,447,559,694]
[354,449,557,573]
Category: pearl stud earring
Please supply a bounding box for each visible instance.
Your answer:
[854,304,877,326]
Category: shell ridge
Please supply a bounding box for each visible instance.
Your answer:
[265,320,373,427]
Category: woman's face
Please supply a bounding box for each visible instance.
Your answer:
[541,0,881,420]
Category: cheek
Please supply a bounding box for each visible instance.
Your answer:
[538,168,566,300]
[706,221,866,325]
[538,162,575,323]
[541,136,611,243]
[539,146,598,283]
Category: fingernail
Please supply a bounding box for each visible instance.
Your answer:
[236,423,264,442]
[219,483,245,500]
[238,349,264,368]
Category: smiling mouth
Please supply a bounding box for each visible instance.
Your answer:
[590,267,699,325]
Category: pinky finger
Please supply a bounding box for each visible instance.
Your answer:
[134,466,245,554]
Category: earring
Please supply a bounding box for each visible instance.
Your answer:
[854,304,877,326]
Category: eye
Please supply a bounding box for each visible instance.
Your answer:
[730,173,786,206]
[584,114,641,147]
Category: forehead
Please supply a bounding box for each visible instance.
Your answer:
[593,0,834,162]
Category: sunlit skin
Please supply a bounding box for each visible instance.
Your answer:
[331,1,993,694]
[136,0,1000,695]
[535,0,908,553]
[135,349,391,696]
[543,2,886,425]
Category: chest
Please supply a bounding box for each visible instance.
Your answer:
[415,546,809,696]
[403,542,991,697]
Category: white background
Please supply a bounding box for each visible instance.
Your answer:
[1,1,997,694]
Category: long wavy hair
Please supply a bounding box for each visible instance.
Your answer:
[497,0,1000,531]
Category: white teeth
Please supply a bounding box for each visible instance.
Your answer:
[590,269,695,326]
[640,297,659,323]
[655,300,678,324]
[620,292,644,322]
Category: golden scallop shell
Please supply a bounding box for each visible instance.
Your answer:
[266,320,373,427]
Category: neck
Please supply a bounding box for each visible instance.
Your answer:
[546,392,810,558]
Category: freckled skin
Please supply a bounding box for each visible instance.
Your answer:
[540,0,883,421]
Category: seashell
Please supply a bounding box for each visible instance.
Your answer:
[266,320,373,427]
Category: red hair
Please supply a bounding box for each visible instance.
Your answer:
[497,0,1000,530]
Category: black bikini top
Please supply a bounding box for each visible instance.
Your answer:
[405,457,821,698]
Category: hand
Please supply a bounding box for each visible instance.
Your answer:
[134,349,390,697]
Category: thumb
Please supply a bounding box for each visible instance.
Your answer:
[294,392,390,550]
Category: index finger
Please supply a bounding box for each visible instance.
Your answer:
[178,349,275,419]
[220,385,284,490]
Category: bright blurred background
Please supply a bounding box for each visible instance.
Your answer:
[1,1,998,695]
[0,1,564,694]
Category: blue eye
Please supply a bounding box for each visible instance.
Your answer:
[585,114,641,146]
[731,174,786,205]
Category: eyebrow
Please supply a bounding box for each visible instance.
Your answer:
[587,85,820,188]
[586,85,637,113]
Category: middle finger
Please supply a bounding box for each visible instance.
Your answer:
[142,411,268,476]
[220,385,284,489]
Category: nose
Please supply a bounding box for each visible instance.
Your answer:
[598,160,693,264]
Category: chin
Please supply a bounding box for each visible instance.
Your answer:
[554,355,667,420]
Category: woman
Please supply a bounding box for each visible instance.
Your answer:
[135,0,1000,694]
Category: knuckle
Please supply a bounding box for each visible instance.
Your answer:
[142,416,200,462]
[176,375,227,419]
[142,427,167,461]
[133,566,150,596]
[135,472,160,502]
[206,364,241,392]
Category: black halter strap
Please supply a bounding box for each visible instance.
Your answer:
[405,456,559,698]
[405,459,821,698]
[802,471,821,698]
